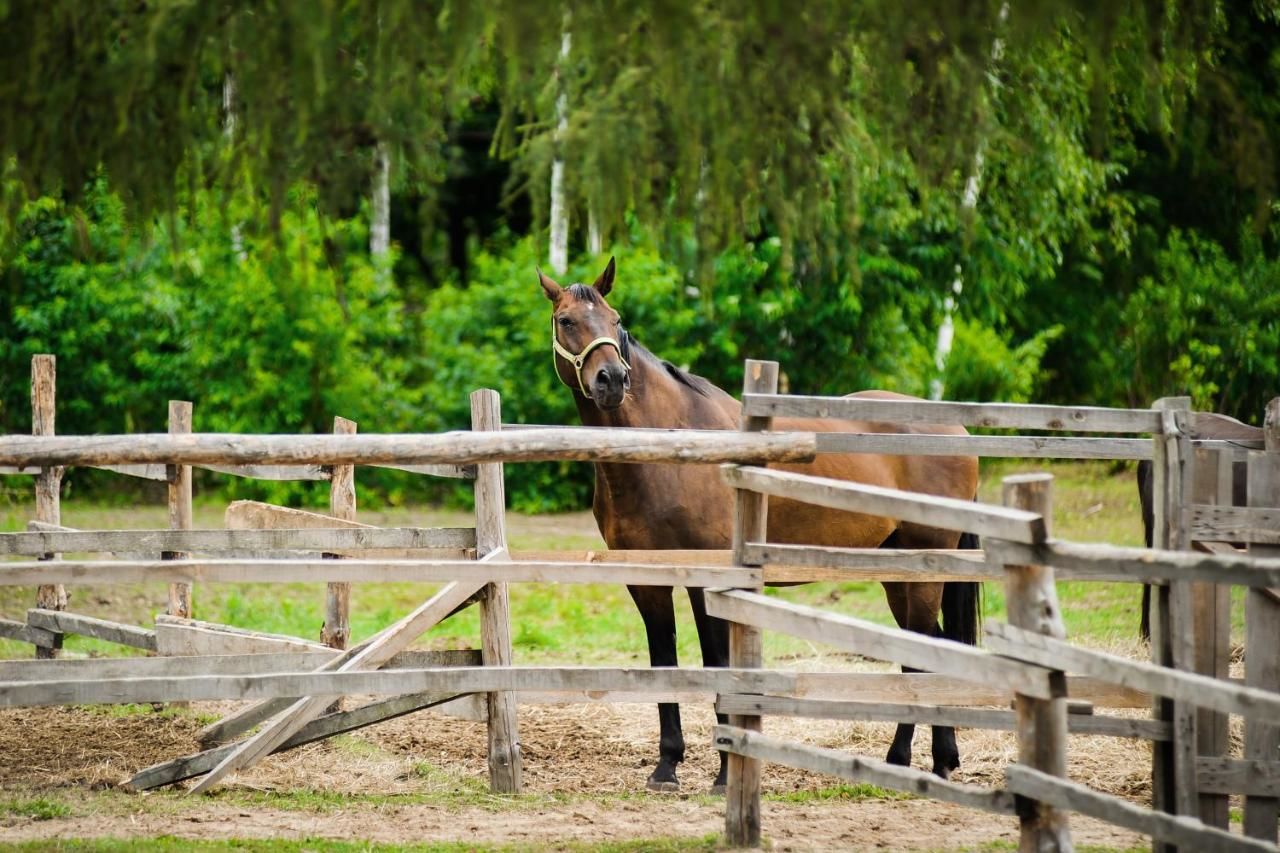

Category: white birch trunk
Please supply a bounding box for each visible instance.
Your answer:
[548,27,571,275]
[371,142,391,259]
[224,72,246,263]
[587,207,602,256]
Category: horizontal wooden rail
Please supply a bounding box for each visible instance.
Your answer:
[722,465,1048,544]
[0,648,480,682]
[713,725,1017,816]
[25,609,156,651]
[704,589,1061,700]
[0,617,57,648]
[197,462,329,481]
[1197,757,1280,797]
[742,394,1163,434]
[0,526,477,556]
[0,428,817,468]
[714,694,1169,740]
[1005,765,1274,852]
[742,543,997,581]
[368,462,476,480]
[985,538,1280,587]
[987,622,1280,722]
[1186,505,1280,546]
[0,558,762,589]
[814,433,1155,459]
[90,463,170,481]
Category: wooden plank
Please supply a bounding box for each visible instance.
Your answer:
[323,416,357,652]
[706,589,1061,700]
[714,724,1017,816]
[1246,433,1280,844]
[725,359,774,848]
[721,464,1048,545]
[197,462,328,481]
[745,543,997,581]
[0,666,1142,709]
[155,616,331,656]
[26,609,156,651]
[1198,758,1280,797]
[187,578,490,793]
[741,393,1162,434]
[0,428,818,468]
[369,462,475,480]
[0,526,476,557]
[1004,765,1275,853]
[983,539,1280,588]
[1186,505,1280,545]
[0,616,57,648]
[714,694,1169,740]
[166,400,194,621]
[1191,412,1266,442]
[814,432,1154,459]
[0,648,482,681]
[1001,473,1072,852]
[986,622,1280,723]
[88,463,170,480]
[471,388,521,794]
[125,688,477,791]
[31,354,64,660]
[0,558,761,588]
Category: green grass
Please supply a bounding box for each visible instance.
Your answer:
[767,782,914,803]
[0,838,723,853]
[1,797,71,820]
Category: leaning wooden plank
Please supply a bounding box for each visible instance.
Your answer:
[1197,758,1280,797]
[1004,765,1275,853]
[0,558,763,589]
[712,725,1017,816]
[125,688,476,791]
[0,526,477,557]
[744,543,996,580]
[984,538,1280,588]
[0,429,818,468]
[155,616,331,656]
[0,616,57,648]
[705,589,1060,700]
[813,432,1154,460]
[198,463,328,481]
[26,609,156,651]
[368,462,476,480]
[740,394,1162,434]
[188,579,490,793]
[721,465,1047,545]
[0,466,37,476]
[88,463,168,480]
[1186,505,1280,546]
[986,622,1280,723]
[714,694,1170,740]
[0,649,482,684]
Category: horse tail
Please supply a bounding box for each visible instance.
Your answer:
[942,531,983,647]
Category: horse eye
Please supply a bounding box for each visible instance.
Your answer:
[558,316,574,328]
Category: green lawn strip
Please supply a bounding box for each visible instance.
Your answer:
[1,796,71,820]
[0,837,722,853]
[767,782,914,803]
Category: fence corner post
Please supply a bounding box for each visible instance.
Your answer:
[321,415,356,652]
[32,354,64,659]
[725,359,776,849]
[1002,472,1071,853]
[165,400,194,621]
[470,388,522,794]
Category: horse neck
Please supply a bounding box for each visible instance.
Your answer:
[571,348,738,431]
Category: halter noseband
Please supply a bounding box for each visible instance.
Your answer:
[552,326,632,398]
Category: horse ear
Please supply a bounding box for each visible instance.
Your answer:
[592,256,616,297]
[537,267,563,303]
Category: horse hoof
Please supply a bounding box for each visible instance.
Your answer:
[932,766,952,781]
[709,783,726,796]
[646,779,680,793]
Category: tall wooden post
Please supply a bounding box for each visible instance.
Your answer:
[1002,473,1071,853]
[725,358,776,849]
[32,355,64,659]
[1244,398,1280,843]
[470,389,522,793]
[164,401,194,620]
[322,416,356,651]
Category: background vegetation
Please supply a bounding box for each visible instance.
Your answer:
[2,1,1277,511]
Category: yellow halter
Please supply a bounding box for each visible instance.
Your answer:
[552,327,632,398]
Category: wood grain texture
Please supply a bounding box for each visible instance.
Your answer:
[26,609,156,651]
[31,354,64,659]
[322,416,357,651]
[813,432,1154,459]
[0,526,476,556]
[166,400,194,620]
[982,539,1280,587]
[1245,438,1280,843]
[1197,758,1280,797]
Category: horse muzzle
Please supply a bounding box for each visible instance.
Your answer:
[591,364,630,410]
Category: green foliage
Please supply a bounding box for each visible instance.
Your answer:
[1,797,71,820]
[943,319,1064,403]
[1122,225,1280,417]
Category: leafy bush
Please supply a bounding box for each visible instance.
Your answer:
[943,318,1063,403]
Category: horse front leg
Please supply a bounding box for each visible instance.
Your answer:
[628,584,684,792]
[687,587,731,794]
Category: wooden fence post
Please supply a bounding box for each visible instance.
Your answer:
[470,389,522,794]
[32,355,64,660]
[1244,397,1280,844]
[1002,473,1071,852]
[1190,445,1232,829]
[725,359,776,849]
[322,416,356,651]
[164,401,194,620]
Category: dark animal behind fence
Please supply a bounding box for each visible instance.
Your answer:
[538,258,982,793]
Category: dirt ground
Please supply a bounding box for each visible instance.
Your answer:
[0,688,1159,851]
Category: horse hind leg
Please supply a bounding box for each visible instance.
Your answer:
[627,585,685,792]
[688,587,731,794]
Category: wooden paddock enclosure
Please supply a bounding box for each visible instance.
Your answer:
[2,353,1279,852]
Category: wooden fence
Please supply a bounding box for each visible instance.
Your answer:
[2,353,1278,852]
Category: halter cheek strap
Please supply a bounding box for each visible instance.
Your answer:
[552,330,632,398]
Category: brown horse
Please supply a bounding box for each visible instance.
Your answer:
[539,258,982,792]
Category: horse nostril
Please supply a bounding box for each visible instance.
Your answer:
[595,369,612,388]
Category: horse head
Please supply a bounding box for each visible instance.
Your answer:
[538,257,632,410]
